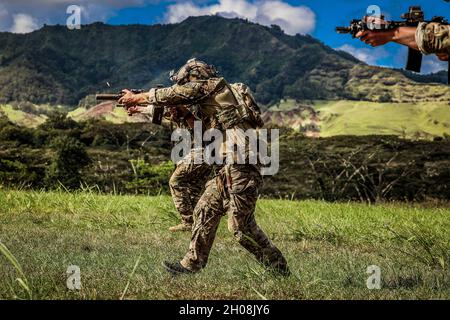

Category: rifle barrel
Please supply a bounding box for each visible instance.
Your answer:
[96,93,122,101]
[335,27,351,34]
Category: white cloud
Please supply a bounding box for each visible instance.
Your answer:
[10,13,39,33]
[420,55,447,74]
[0,0,316,35]
[394,46,447,74]
[165,0,316,35]
[337,44,389,65]
[0,1,146,8]
[0,0,151,32]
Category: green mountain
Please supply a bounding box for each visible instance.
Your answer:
[0,15,449,107]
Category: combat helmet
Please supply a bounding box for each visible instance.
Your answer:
[170,58,218,85]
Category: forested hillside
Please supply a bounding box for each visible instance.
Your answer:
[0,16,449,107]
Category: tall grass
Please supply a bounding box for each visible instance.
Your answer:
[0,189,448,300]
[0,242,32,299]
[120,255,142,300]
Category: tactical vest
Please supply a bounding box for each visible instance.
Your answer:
[217,82,265,130]
[197,78,265,131]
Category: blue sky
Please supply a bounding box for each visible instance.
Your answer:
[0,0,448,73]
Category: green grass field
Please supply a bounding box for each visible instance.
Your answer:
[0,190,449,300]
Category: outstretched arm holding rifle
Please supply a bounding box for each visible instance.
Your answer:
[96,89,147,116]
[119,89,196,128]
[336,5,450,83]
[355,17,419,49]
[355,16,449,61]
[118,89,149,112]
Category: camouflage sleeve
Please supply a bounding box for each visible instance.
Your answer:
[144,82,205,106]
[416,22,450,54]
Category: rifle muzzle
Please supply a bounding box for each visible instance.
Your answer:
[335,27,351,34]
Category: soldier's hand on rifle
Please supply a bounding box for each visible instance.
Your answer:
[356,26,419,50]
[356,16,419,50]
[364,15,389,28]
[118,89,148,108]
[356,29,396,47]
[355,16,394,47]
[126,106,147,117]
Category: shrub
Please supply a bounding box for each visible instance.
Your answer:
[126,160,173,195]
[45,135,91,189]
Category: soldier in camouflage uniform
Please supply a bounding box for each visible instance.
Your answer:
[169,148,211,231]
[120,59,289,276]
[164,103,213,232]
[128,104,211,232]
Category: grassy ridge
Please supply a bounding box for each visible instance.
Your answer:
[317,100,450,138]
[0,104,67,128]
[267,100,450,138]
[4,99,450,139]
[0,105,47,128]
[0,190,449,300]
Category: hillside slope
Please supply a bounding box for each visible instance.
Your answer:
[0,104,47,128]
[263,100,450,139]
[0,16,449,106]
[3,99,449,139]
[317,101,450,138]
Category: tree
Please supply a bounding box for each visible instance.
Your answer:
[39,111,79,131]
[45,135,91,189]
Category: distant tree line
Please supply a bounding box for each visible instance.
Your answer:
[0,111,171,192]
[264,129,450,203]
[1,112,450,202]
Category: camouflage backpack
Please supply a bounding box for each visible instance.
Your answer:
[228,83,265,129]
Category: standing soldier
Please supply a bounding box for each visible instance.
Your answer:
[120,59,290,276]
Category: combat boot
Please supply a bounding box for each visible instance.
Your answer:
[272,265,291,277]
[163,261,194,275]
[265,261,291,277]
[168,223,192,232]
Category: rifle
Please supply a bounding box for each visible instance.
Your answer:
[96,89,145,106]
[336,6,449,82]
[95,89,165,125]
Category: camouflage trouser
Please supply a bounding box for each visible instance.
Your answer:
[180,164,288,272]
[169,158,212,225]
[417,22,450,54]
